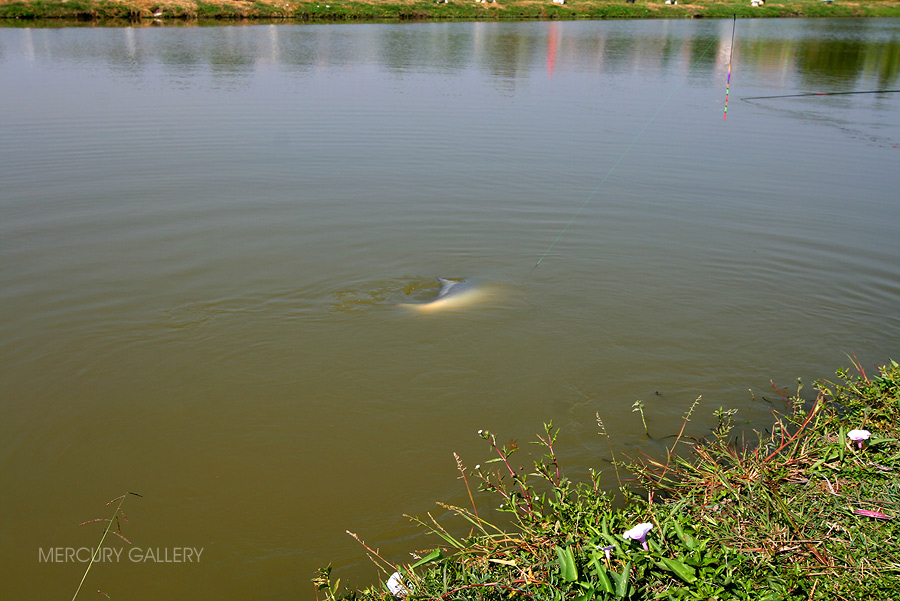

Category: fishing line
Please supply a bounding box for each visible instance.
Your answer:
[724,15,736,121]
[741,89,900,101]
[529,33,723,275]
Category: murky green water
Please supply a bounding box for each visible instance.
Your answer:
[1,18,899,599]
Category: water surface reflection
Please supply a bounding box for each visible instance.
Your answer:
[1,18,898,601]
[8,20,899,86]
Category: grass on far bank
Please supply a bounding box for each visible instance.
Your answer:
[316,359,900,600]
[2,0,900,23]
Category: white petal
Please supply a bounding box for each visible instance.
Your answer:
[387,572,408,598]
[623,522,654,540]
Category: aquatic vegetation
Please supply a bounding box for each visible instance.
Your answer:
[317,360,900,600]
[72,492,142,601]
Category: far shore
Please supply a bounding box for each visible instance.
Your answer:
[2,0,899,24]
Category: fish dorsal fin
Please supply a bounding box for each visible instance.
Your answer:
[436,278,461,297]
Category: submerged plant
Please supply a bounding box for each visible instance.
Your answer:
[72,492,142,601]
[632,400,649,437]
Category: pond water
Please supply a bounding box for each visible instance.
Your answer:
[1,17,898,599]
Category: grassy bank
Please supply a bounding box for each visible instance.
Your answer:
[2,0,900,23]
[317,360,900,600]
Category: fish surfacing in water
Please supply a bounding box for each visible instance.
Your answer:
[398,278,487,313]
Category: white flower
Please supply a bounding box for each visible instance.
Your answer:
[623,522,654,551]
[386,572,409,599]
[474,464,480,470]
[477,429,483,435]
[848,429,871,449]
[848,429,870,440]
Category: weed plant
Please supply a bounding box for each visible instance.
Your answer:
[316,360,900,600]
[72,492,142,601]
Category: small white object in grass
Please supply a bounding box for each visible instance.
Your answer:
[386,572,409,599]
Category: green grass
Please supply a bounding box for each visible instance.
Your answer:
[3,0,900,22]
[317,360,900,600]
[195,0,240,17]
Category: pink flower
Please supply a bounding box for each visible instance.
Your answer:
[623,522,654,551]
[847,429,871,449]
[597,544,615,561]
[853,509,893,520]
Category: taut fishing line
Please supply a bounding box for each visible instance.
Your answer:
[529,30,727,275]
[741,89,900,101]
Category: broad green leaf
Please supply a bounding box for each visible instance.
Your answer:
[599,518,623,550]
[839,426,845,463]
[555,545,578,582]
[870,437,897,445]
[612,562,631,598]
[409,549,443,569]
[573,588,594,601]
[671,519,685,540]
[589,551,614,593]
[671,520,697,551]
[657,557,697,584]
